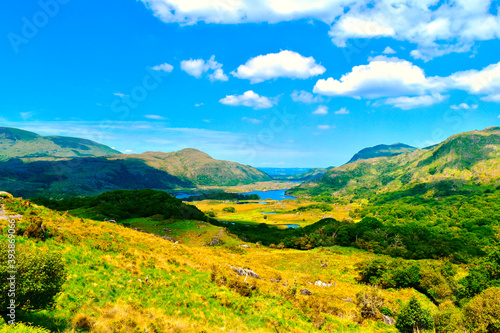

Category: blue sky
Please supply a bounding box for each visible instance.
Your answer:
[1,0,500,167]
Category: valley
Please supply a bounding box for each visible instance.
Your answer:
[1,127,500,332]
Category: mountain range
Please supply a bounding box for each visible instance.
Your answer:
[0,127,121,161]
[0,128,271,198]
[290,126,500,198]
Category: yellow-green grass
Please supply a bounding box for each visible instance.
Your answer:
[193,199,361,227]
[0,197,434,332]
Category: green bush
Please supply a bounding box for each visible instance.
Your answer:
[0,240,66,312]
[396,297,434,333]
[222,207,236,213]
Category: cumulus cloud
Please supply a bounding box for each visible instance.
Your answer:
[181,55,228,81]
[313,105,328,115]
[313,56,443,99]
[231,50,326,83]
[385,94,448,110]
[140,0,500,60]
[152,63,174,72]
[447,61,500,100]
[450,103,478,110]
[382,46,396,54]
[291,90,323,103]
[334,107,350,114]
[219,90,275,109]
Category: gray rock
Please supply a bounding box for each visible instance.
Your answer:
[229,266,260,279]
[300,289,312,296]
[238,244,250,248]
[382,315,396,326]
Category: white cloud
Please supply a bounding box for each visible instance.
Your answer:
[334,107,350,114]
[231,50,326,83]
[317,125,332,130]
[180,55,228,81]
[290,90,323,103]
[145,115,167,120]
[152,63,174,72]
[382,46,396,54]
[447,62,500,100]
[113,92,127,98]
[385,94,447,110]
[242,117,262,124]
[219,90,275,109]
[140,0,500,59]
[20,112,35,120]
[482,94,500,102]
[195,103,205,107]
[450,103,478,110]
[312,105,328,115]
[313,56,443,98]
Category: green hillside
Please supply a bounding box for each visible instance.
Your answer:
[290,127,500,198]
[0,147,271,198]
[0,127,121,161]
[111,148,272,186]
[346,143,417,164]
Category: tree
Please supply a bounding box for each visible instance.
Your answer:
[222,206,236,213]
[463,287,500,333]
[396,297,434,333]
[0,241,66,316]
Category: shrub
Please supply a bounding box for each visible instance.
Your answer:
[0,240,66,312]
[222,207,236,213]
[396,297,434,333]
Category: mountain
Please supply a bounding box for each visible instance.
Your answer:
[287,167,332,181]
[258,167,332,181]
[0,148,271,198]
[346,143,417,164]
[290,127,500,198]
[0,127,121,161]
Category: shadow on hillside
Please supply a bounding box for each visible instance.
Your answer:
[0,157,195,198]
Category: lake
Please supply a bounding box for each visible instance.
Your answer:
[285,224,300,228]
[238,189,295,201]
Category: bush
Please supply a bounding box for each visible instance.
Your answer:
[396,297,434,333]
[0,240,66,312]
[222,207,236,213]
[463,287,500,333]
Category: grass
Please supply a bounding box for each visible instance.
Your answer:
[0,196,435,332]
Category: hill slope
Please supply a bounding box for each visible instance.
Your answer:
[0,149,272,198]
[346,143,417,164]
[291,127,500,198]
[111,149,272,186]
[0,127,121,161]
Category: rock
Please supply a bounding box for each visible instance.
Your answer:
[300,289,312,296]
[238,244,250,248]
[207,238,220,246]
[342,298,353,303]
[229,266,260,279]
[320,262,329,267]
[382,315,396,326]
[163,228,170,232]
[314,280,333,287]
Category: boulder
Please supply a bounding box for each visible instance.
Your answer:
[229,266,260,279]
[382,315,396,326]
[238,244,250,248]
[300,289,312,296]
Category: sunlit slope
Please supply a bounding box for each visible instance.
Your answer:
[0,127,121,161]
[291,127,500,197]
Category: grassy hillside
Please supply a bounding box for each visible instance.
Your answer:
[0,193,435,333]
[0,148,272,198]
[346,143,417,164]
[111,149,272,186]
[291,127,500,199]
[0,127,120,161]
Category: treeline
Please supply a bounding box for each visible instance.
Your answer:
[182,192,260,202]
[32,189,210,221]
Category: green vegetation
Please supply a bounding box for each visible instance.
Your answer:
[347,143,417,164]
[183,192,260,202]
[0,127,120,161]
[395,297,434,333]
[32,189,210,222]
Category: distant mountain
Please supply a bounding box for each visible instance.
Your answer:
[110,149,272,186]
[290,127,500,198]
[258,167,332,181]
[257,167,311,177]
[346,143,417,164]
[0,127,121,161]
[0,147,271,198]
